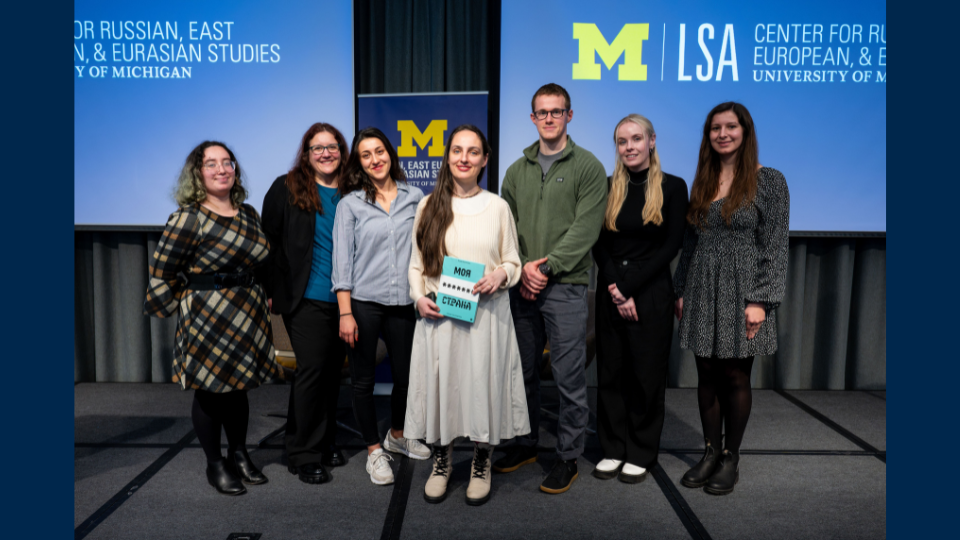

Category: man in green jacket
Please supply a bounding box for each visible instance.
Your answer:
[494,83,608,494]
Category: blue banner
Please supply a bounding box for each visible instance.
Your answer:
[74,0,355,225]
[500,0,886,232]
[358,93,489,194]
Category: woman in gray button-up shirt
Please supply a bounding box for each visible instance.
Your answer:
[332,127,428,486]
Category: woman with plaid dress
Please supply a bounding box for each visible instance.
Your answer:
[144,141,282,496]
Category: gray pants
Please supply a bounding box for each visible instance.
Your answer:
[509,282,589,460]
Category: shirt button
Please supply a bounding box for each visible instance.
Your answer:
[622,261,628,266]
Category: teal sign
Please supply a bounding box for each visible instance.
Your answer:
[436,257,485,323]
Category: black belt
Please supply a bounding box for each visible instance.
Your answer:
[179,271,257,291]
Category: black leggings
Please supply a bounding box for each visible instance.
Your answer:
[192,389,250,462]
[694,356,754,452]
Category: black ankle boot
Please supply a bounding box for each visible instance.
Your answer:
[206,458,246,495]
[704,449,739,495]
[227,448,268,485]
[680,438,720,488]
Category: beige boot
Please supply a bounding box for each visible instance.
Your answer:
[466,442,493,506]
[424,443,453,503]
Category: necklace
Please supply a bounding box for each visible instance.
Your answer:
[627,177,647,186]
[453,187,482,199]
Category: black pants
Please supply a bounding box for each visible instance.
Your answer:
[595,274,674,468]
[348,300,416,446]
[282,299,345,467]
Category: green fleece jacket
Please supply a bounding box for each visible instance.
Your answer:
[500,136,608,285]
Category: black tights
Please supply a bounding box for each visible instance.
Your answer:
[694,356,754,452]
[192,389,250,463]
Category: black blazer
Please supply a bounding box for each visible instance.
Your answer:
[261,174,332,315]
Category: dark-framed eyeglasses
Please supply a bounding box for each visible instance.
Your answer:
[533,109,568,120]
[309,144,341,155]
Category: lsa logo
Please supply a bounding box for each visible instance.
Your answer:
[397,120,448,157]
[572,23,649,81]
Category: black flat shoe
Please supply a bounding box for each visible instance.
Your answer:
[704,449,739,495]
[540,459,578,494]
[492,445,538,473]
[321,445,347,467]
[289,462,330,485]
[206,459,246,496]
[227,448,268,485]
[681,439,720,488]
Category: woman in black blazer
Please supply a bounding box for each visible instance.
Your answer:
[261,122,350,485]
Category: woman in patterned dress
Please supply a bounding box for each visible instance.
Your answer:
[673,103,790,495]
[144,141,282,496]
[261,123,350,486]
[405,125,529,506]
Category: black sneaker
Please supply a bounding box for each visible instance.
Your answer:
[492,445,539,473]
[540,458,578,494]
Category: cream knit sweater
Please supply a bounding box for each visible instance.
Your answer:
[408,191,522,303]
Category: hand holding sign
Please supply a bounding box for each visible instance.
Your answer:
[473,267,508,295]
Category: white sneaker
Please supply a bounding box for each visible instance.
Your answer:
[383,431,431,460]
[619,462,648,484]
[366,448,395,485]
[592,458,623,480]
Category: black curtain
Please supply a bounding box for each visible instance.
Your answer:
[355,0,490,94]
[75,232,886,390]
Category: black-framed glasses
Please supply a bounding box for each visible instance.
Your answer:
[202,160,236,172]
[309,144,341,155]
[533,109,568,120]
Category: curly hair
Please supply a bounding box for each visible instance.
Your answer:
[339,127,406,203]
[173,141,248,208]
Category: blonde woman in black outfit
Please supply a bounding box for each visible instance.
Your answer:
[591,114,688,483]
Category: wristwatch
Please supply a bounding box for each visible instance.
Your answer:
[538,262,553,277]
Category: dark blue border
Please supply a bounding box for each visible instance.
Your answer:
[3,0,73,536]
[890,0,949,537]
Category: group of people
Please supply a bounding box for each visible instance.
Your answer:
[144,83,790,505]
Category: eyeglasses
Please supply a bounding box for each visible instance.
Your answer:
[202,161,236,172]
[309,144,341,155]
[533,109,568,120]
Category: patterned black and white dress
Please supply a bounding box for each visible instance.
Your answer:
[673,167,790,359]
[144,203,282,392]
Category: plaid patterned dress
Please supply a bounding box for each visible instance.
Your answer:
[144,203,282,392]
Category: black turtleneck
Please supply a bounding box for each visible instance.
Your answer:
[592,168,689,299]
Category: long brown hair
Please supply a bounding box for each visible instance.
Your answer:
[415,125,491,278]
[340,127,407,203]
[687,102,759,228]
[605,114,664,231]
[285,123,349,214]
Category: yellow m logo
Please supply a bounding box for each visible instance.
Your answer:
[572,23,649,81]
[397,120,448,157]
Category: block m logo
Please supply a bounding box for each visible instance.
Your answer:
[397,120,448,157]
[572,23,649,81]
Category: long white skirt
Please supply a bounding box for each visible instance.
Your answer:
[404,290,531,446]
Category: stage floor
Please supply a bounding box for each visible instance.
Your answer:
[75,383,886,540]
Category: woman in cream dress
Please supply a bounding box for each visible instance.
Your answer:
[405,124,530,506]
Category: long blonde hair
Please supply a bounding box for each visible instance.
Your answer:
[604,114,664,231]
